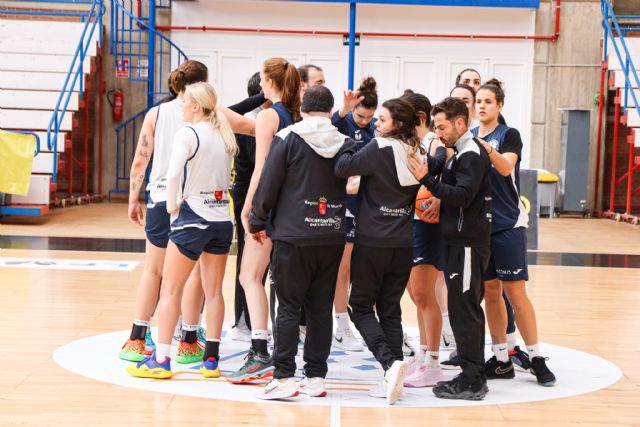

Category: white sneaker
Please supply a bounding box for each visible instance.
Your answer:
[172,316,183,344]
[385,360,408,405]
[228,323,251,342]
[440,330,456,350]
[299,376,327,397]
[259,378,299,400]
[333,327,364,352]
[402,333,416,357]
[367,380,387,398]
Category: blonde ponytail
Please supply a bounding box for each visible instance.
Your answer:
[185,82,238,155]
[209,109,238,155]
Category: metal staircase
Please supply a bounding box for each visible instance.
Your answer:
[108,0,187,198]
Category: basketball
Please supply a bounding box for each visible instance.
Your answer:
[415,186,439,223]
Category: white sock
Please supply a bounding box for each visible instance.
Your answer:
[526,343,541,359]
[492,343,509,363]
[155,343,171,361]
[506,332,518,351]
[442,313,453,335]
[133,319,150,327]
[335,312,350,331]
[251,329,269,341]
[182,322,198,331]
[198,314,204,328]
[426,351,440,368]
[417,345,428,362]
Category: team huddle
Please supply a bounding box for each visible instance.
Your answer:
[118,58,556,404]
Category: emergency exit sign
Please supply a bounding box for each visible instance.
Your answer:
[343,34,360,46]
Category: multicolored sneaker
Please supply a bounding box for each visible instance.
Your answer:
[199,357,220,378]
[126,352,172,379]
[175,340,204,364]
[197,326,206,345]
[509,346,531,371]
[226,349,274,384]
[119,338,145,362]
[144,329,156,356]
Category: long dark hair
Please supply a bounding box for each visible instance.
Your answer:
[401,91,432,128]
[381,98,424,155]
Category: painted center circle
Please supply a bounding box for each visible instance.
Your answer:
[53,328,621,407]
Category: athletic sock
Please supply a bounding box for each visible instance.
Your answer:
[492,343,509,363]
[130,320,149,340]
[335,312,350,331]
[426,351,440,369]
[251,330,269,356]
[204,339,220,360]
[526,343,541,359]
[506,332,518,351]
[181,323,198,344]
[417,345,428,362]
[441,312,453,335]
[155,343,171,362]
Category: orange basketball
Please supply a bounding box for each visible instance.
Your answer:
[415,186,439,223]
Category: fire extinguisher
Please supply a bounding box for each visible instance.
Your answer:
[107,89,124,122]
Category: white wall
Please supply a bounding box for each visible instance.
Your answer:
[171,0,536,166]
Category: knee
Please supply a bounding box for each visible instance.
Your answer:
[159,285,182,303]
[484,283,503,303]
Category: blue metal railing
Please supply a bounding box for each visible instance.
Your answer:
[44,0,104,185]
[602,0,640,114]
[109,0,187,197]
[3,130,41,156]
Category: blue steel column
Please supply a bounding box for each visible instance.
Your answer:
[147,0,156,108]
[348,2,356,90]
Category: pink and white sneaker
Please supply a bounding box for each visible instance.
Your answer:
[406,356,423,377]
[403,365,444,388]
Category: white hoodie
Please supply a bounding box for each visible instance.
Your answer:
[276,116,346,158]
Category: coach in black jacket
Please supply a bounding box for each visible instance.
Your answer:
[249,85,349,398]
[408,97,492,401]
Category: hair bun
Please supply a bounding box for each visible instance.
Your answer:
[403,89,415,96]
[485,78,503,90]
[359,76,377,94]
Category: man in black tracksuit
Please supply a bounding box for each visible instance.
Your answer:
[249,86,349,399]
[408,97,492,400]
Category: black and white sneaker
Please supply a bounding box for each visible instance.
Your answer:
[530,356,556,386]
[433,374,488,401]
[484,356,515,380]
[440,350,461,370]
[402,333,416,357]
[509,346,531,371]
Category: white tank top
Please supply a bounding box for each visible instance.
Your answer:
[170,122,233,223]
[146,98,184,205]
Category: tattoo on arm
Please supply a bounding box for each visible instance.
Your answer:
[141,133,149,147]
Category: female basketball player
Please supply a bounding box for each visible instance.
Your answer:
[120,61,254,364]
[400,92,448,388]
[472,79,556,386]
[227,57,302,384]
[127,82,238,379]
[335,98,429,405]
[450,84,479,129]
[330,76,378,352]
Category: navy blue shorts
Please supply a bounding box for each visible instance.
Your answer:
[169,203,233,261]
[484,227,529,282]
[345,216,356,243]
[412,219,445,271]
[145,201,170,248]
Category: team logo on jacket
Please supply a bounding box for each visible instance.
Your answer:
[319,197,327,216]
[214,187,223,201]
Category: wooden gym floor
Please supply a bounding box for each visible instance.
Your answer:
[0,203,639,426]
